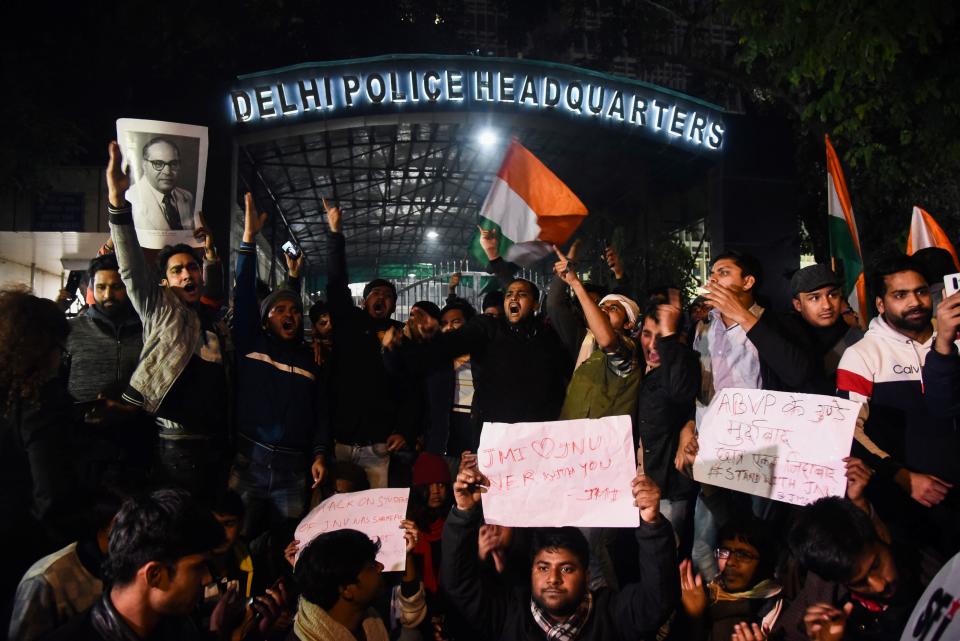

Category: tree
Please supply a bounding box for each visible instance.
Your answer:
[724,0,960,262]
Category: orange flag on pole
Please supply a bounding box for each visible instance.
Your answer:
[907,206,959,270]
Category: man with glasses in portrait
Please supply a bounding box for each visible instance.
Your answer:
[128,137,195,231]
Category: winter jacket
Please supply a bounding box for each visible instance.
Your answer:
[387,314,573,426]
[66,305,143,402]
[234,241,328,455]
[634,334,701,500]
[45,593,203,641]
[440,505,678,641]
[109,204,233,418]
[836,316,960,484]
[325,231,416,445]
[747,312,858,396]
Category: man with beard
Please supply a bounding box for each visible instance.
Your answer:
[66,253,150,477]
[837,254,960,559]
[105,142,231,498]
[440,454,677,641]
[67,254,143,403]
[324,201,416,489]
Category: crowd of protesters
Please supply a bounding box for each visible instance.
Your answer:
[0,140,957,641]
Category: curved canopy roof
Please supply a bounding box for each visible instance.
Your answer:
[231,55,726,277]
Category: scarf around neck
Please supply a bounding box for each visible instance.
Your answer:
[530,591,593,641]
[709,578,782,603]
[293,597,389,641]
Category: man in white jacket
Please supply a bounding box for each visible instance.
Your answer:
[837,254,959,559]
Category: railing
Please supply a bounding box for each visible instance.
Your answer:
[389,259,547,317]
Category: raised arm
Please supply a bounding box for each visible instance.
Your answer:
[653,291,701,403]
[477,226,519,290]
[553,246,618,350]
[614,474,678,639]
[233,193,268,350]
[195,211,224,306]
[324,201,354,318]
[105,141,159,318]
[283,251,303,293]
[440,455,507,638]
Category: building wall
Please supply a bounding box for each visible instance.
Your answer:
[0,166,107,233]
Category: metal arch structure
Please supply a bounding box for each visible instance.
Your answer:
[228,54,729,292]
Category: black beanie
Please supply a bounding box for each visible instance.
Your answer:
[259,289,302,323]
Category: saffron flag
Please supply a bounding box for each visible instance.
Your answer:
[825,135,867,325]
[471,140,588,266]
[907,206,960,270]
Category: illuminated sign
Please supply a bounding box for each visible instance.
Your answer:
[229,55,727,152]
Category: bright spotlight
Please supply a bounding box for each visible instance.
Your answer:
[408,273,417,279]
[426,229,439,239]
[478,129,497,147]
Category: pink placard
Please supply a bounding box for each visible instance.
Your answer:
[477,415,640,527]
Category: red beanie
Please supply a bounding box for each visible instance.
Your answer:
[412,452,451,486]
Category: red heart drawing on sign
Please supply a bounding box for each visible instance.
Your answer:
[531,437,555,459]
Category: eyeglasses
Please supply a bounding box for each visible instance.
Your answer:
[147,159,180,172]
[715,547,759,563]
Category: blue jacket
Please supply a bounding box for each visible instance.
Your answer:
[233,242,328,456]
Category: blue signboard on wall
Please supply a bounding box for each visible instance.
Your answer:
[33,192,84,231]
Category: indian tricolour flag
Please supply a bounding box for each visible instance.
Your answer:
[825,135,867,326]
[471,140,587,266]
[907,206,960,270]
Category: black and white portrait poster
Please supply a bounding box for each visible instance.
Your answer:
[116,118,208,249]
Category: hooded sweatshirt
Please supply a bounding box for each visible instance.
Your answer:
[836,316,960,484]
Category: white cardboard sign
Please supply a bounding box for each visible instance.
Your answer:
[692,388,858,506]
[294,488,410,571]
[477,415,639,527]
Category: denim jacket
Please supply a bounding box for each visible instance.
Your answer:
[108,204,232,416]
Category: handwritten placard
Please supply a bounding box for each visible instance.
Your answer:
[294,488,410,571]
[692,388,859,506]
[477,415,639,527]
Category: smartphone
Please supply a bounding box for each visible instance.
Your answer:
[281,241,301,258]
[65,271,84,298]
[945,272,960,297]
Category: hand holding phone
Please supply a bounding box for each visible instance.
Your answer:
[944,272,960,298]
